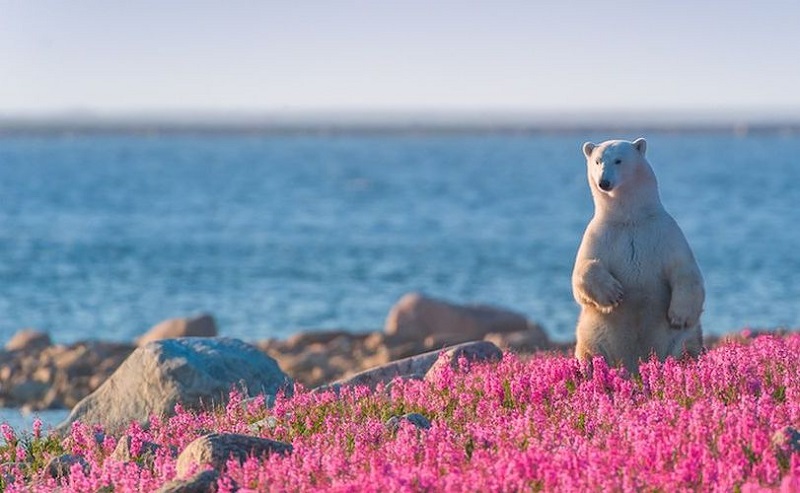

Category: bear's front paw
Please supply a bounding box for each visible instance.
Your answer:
[584,274,624,313]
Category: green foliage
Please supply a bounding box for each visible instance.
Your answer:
[502,379,516,410]
[23,433,66,473]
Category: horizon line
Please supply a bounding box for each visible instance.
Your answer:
[1,109,800,136]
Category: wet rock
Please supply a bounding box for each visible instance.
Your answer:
[56,337,292,435]
[175,433,292,479]
[385,292,533,344]
[4,329,51,352]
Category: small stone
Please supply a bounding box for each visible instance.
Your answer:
[137,314,218,347]
[9,380,50,403]
[53,346,90,372]
[772,426,800,453]
[285,330,352,350]
[46,454,88,479]
[247,416,278,434]
[363,332,385,352]
[5,329,52,352]
[483,325,550,352]
[111,435,167,467]
[385,293,532,344]
[32,365,54,384]
[0,461,27,485]
[385,413,431,431]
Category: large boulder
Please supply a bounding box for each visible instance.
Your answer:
[56,337,292,435]
[319,340,502,392]
[137,314,218,347]
[385,293,539,344]
[424,340,503,379]
[157,470,220,493]
[174,433,292,479]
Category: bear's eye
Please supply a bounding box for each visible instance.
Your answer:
[614,159,622,165]
[595,159,601,165]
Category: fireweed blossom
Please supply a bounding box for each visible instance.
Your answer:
[1,333,800,492]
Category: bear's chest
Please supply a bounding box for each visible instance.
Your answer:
[601,224,666,287]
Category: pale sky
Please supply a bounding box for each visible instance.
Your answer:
[1,0,799,117]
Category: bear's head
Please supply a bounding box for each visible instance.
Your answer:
[581,138,649,196]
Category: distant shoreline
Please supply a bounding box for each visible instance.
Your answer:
[1,115,800,137]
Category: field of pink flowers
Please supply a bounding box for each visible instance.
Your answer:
[2,333,800,492]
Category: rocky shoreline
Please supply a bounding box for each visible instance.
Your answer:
[0,292,767,413]
[0,293,561,412]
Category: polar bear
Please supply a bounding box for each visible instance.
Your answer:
[572,138,704,372]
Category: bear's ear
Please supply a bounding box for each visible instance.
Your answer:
[582,142,596,159]
[632,138,647,156]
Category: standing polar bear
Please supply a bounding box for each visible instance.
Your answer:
[573,138,704,372]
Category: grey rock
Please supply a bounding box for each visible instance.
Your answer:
[247,416,278,434]
[385,412,431,431]
[8,380,50,403]
[318,350,440,393]
[383,374,425,395]
[112,434,175,467]
[319,341,501,392]
[285,330,357,350]
[483,326,550,352]
[175,433,292,479]
[425,340,503,379]
[137,314,218,347]
[0,461,27,485]
[772,426,800,453]
[157,469,220,493]
[385,292,533,344]
[56,337,292,435]
[46,454,88,479]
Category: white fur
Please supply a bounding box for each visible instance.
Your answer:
[573,138,704,372]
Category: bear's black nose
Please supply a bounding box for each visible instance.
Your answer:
[598,179,612,191]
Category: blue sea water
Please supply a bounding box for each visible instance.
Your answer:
[0,132,799,349]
